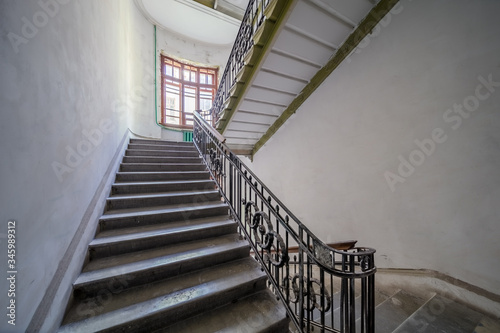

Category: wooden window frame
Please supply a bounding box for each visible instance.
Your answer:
[160,55,218,129]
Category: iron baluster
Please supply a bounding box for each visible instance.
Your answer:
[193,111,376,333]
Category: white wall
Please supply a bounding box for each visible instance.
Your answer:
[247,0,500,295]
[0,1,154,331]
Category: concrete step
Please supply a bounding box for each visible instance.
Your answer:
[115,170,210,182]
[75,233,249,298]
[111,179,216,195]
[128,143,197,152]
[99,202,229,231]
[119,162,206,172]
[155,290,289,333]
[122,155,202,164]
[125,149,199,158]
[130,138,194,147]
[393,294,484,333]
[105,190,221,211]
[60,258,266,333]
[89,216,236,259]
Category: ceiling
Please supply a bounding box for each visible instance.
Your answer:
[135,0,248,45]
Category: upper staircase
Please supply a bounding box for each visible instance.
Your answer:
[214,0,399,156]
[58,138,289,333]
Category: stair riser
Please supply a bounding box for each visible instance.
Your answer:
[74,245,251,300]
[111,181,216,195]
[94,275,267,333]
[122,156,202,164]
[115,172,210,182]
[99,206,229,231]
[89,223,237,260]
[125,150,199,158]
[119,164,206,172]
[106,192,222,211]
[129,139,193,146]
[128,144,197,152]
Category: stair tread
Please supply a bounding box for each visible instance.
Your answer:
[393,294,484,333]
[116,170,208,175]
[107,189,219,201]
[128,143,196,148]
[92,216,235,244]
[130,138,193,145]
[102,201,226,218]
[120,162,203,166]
[112,179,214,187]
[155,290,288,333]
[60,258,265,332]
[125,148,198,154]
[80,233,246,276]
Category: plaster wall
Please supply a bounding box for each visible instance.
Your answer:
[247,0,500,295]
[0,0,154,331]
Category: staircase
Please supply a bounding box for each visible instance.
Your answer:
[57,137,499,332]
[58,138,289,333]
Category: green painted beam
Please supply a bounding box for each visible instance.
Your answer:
[252,0,401,156]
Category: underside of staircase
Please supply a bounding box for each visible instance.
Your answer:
[58,138,289,333]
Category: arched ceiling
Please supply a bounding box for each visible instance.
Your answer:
[135,0,248,46]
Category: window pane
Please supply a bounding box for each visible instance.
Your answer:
[164,65,172,76]
[173,67,180,79]
[164,81,180,125]
[184,86,197,126]
[200,88,213,111]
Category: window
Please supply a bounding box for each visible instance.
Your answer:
[160,55,218,128]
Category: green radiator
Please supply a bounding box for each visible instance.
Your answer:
[183,131,193,142]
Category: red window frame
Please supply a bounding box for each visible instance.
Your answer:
[160,55,218,129]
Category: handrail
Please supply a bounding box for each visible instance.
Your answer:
[209,0,269,123]
[194,110,226,143]
[194,110,376,333]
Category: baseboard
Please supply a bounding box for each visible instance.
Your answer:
[376,268,500,318]
[27,129,131,333]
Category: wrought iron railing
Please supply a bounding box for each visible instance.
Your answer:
[210,0,269,123]
[193,111,376,333]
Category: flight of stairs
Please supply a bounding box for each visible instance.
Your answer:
[58,138,289,333]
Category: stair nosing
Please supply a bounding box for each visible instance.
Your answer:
[101,202,226,219]
[90,219,235,247]
[106,190,219,201]
[75,239,249,287]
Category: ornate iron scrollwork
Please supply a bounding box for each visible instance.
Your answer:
[283,274,331,313]
[313,240,334,269]
[359,255,372,272]
[208,148,224,178]
[243,200,288,267]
